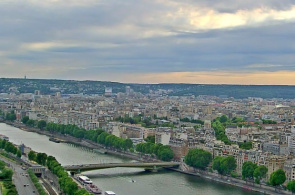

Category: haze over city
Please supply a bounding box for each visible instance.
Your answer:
[0,0,295,84]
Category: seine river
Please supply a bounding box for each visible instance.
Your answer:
[0,123,255,195]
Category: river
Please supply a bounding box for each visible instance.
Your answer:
[0,123,255,195]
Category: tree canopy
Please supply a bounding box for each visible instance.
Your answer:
[287,180,295,194]
[253,165,268,184]
[185,148,212,170]
[269,169,286,187]
[242,161,257,181]
[212,156,236,175]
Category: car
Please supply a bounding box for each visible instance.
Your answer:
[26,184,29,186]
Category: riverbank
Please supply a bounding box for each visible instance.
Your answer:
[169,168,291,195]
[1,121,292,195]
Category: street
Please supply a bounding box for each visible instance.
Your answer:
[0,156,39,195]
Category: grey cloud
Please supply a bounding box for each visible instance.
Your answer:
[172,0,295,12]
[0,0,294,80]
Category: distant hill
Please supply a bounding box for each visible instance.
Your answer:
[0,78,295,99]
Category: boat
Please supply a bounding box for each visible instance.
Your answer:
[49,137,60,143]
[93,149,107,154]
[105,191,116,195]
[77,175,93,184]
[85,184,102,194]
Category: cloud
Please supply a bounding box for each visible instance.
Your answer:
[246,64,283,68]
[0,0,295,83]
[117,71,295,85]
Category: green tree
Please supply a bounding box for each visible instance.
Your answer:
[253,165,268,184]
[239,142,253,150]
[0,160,6,170]
[269,169,286,189]
[220,115,228,123]
[26,119,35,127]
[144,135,155,143]
[242,161,257,182]
[124,139,133,149]
[212,156,225,175]
[5,111,16,121]
[17,150,22,158]
[221,156,237,175]
[158,148,174,161]
[28,151,36,161]
[185,148,212,170]
[0,168,13,180]
[37,120,47,130]
[287,180,295,194]
[22,116,29,124]
[36,153,47,165]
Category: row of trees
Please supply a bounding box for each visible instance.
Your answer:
[212,115,254,150]
[242,161,268,184]
[135,142,174,161]
[97,132,133,150]
[238,142,253,150]
[27,169,47,195]
[0,139,21,158]
[261,119,277,124]
[28,151,90,195]
[23,117,175,161]
[0,160,16,195]
[212,116,232,145]
[5,111,16,121]
[183,147,293,192]
[180,118,204,125]
[115,115,175,128]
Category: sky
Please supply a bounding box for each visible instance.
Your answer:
[0,0,295,84]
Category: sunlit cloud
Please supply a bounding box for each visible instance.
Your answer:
[118,71,295,85]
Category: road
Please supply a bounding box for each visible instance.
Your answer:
[0,156,39,195]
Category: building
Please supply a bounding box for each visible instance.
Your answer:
[105,87,112,97]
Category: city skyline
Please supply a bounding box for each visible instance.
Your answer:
[1,0,295,84]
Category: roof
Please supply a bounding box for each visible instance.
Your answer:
[78,176,90,180]
[105,191,116,195]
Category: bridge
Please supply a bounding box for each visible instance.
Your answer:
[63,162,180,173]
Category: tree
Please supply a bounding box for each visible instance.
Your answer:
[28,151,36,161]
[287,180,295,194]
[212,156,224,175]
[239,142,253,150]
[0,160,6,170]
[5,111,16,121]
[220,115,228,123]
[124,139,133,149]
[22,116,29,124]
[144,135,155,143]
[17,150,22,158]
[242,161,257,182]
[37,120,47,130]
[36,153,47,166]
[253,165,268,184]
[221,156,237,175]
[185,148,212,170]
[0,169,13,180]
[26,119,35,127]
[269,169,286,189]
[159,148,174,161]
